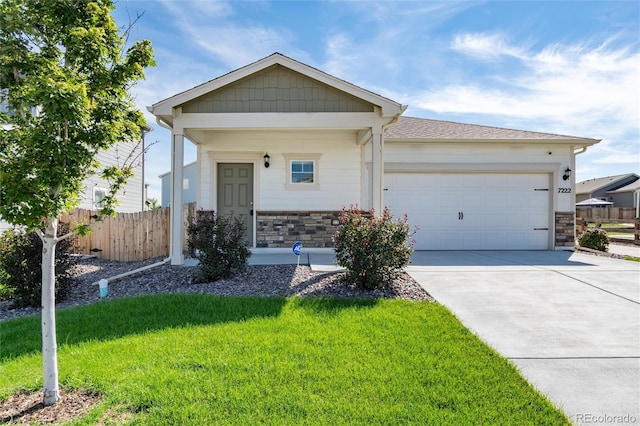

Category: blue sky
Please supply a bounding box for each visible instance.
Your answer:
[111,0,640,202]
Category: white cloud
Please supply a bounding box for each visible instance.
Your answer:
[451,32,526,60]
[155,0,295,69]
[411,34,639,141]
[320,2,477,86]
[592,153,640,165]
[188,25,291,69]
[156,0,234,19]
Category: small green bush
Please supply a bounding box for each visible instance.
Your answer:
[187,210,252,283]
[0,224,77,308]
[334,206,416,290]
[578,228,609,252]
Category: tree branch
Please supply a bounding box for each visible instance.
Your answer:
[56,231,75,242]
[34,228,45,242]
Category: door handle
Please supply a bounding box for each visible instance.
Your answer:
[250,209,253,216]
[458,212,464,220]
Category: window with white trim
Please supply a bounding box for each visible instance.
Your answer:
[283,153,321,191]
[93,187,107,209]
[291,160,315,184]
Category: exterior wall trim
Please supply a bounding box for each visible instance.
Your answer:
[383,162,561,173]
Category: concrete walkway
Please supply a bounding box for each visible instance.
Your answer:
[608,242,640,258]
[406,250,640,425]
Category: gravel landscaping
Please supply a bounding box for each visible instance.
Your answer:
[0,256,433,323]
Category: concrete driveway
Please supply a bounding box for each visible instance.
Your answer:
[406,250,640,425]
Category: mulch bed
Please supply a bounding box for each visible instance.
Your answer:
[0,388,101,425]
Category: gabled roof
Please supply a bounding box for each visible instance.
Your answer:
[149,52,405,124]
[384,116,600,144]
[606,179,640,194]
[576,173,639,195]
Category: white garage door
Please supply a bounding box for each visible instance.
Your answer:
[384,173,551,250]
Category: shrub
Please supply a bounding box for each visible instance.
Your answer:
[187,210,252,283]
[578,228,609,252]
[0,223,77,308]
[334,206,416,290]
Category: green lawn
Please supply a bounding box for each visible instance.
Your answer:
[0,295,569,425]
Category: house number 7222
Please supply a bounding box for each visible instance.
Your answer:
[558,188,571,193]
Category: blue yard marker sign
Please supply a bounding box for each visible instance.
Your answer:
[292,241,303,265]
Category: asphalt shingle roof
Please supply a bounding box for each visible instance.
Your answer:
[606,178,640,193]
[384,116,592,141]
[576,174,639,195]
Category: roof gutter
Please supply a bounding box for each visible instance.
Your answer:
[155,116,173,131]
[146,105,173,132]
[382,105,408,132]
[574,146,588,156]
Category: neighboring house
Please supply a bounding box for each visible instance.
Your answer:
[147,53,600,265]
[606,179,640,208]
[576,174,639,204]
[0,99,148,233]
[78,138,146,213]
[159,161,197,207]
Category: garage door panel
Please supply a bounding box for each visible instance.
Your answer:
[385,172,550,250]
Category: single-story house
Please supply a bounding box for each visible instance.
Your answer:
[606,179,640,208]
[147,53,600,265]
[576,173,639,205]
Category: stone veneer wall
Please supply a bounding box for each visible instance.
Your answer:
[256,211,340,248]
[555,212,575,247]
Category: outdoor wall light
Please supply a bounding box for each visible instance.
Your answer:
[563,167,572,181]
[263,153,270,168]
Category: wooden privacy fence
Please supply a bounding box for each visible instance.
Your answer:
[59,203,197,262]
[576,207,636,220]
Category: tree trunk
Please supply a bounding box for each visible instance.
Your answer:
[41,217,60,406]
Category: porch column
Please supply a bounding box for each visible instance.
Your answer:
[170,132,184,265]
[371,130,384,216]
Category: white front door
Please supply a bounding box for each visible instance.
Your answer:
[385,173,551,250]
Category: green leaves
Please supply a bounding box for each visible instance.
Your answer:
[578,228,610,252]
[0,0,154,230]
[187,211,252,283]
[334,206,416,289]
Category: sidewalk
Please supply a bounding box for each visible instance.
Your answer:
[608,243,640,258]
[185,245,640,268]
